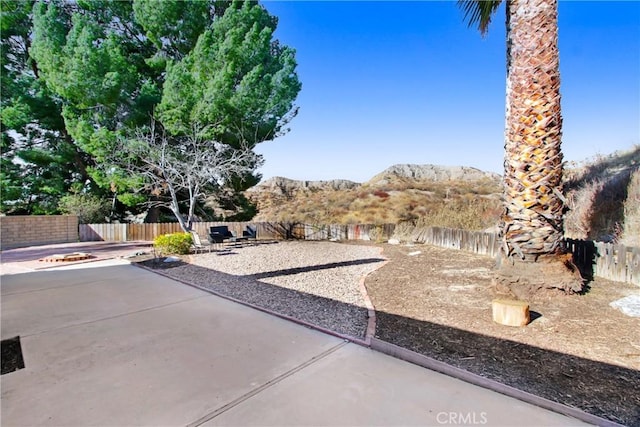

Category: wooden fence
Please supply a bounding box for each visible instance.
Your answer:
[393,225,501,258]
[79,223,181,242]
[566,239,640,286]
[79,222,396,243]
[78,221,638,286]
[392,224,639,286]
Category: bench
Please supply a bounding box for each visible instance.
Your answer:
[242,225,257,241]
[208,225,258,246]
[209,226,235,244]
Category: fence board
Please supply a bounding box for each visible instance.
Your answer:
[395,227,638,286]
[630,247,640,285]
[78,221,395,243]
[79,224,126,242]
[588,241,640,286]
[78,221,637,286]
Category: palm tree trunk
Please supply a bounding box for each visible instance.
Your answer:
[501,0,565,262]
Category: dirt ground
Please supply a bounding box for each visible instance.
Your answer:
[365,243,640,426]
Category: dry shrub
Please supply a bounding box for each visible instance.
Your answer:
[391,222,418,241]
[415,198,500,231]
[368,225,389,243]
[563,146,639,243]
[621,168,640,246]
[565,172,632,242]
[564,179,605,239]
[342,212,362,224]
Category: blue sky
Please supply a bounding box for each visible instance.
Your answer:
[257,1,640,182]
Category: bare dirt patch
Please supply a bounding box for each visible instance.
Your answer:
[365,243,640,426]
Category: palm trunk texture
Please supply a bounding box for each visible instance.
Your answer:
[501,0,565,262]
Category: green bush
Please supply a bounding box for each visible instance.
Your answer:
[153,232,193,255]
[58,193,111,224]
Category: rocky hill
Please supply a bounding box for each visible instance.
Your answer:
[244,147,639,242]
[368,164,501,186]
[246,164,503,228]
[248,164,502,196]
[246,176,361,196]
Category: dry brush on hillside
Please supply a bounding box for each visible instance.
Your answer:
[247,176,503,230]
[564,146,640,243]
[247,149,639,242]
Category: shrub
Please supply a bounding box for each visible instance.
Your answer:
[564,180,603,239]
[153,232,193,255]
[58,193,110,224]
[621,169,640,246]
[565,172,630,241]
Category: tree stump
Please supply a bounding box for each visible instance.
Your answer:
[493,254,585,299]
[492,299,530,327]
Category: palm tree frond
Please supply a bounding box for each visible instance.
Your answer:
[457,0,503,36]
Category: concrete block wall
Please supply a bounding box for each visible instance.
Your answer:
[0,215,79,250]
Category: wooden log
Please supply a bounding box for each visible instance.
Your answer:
[492,299,530,327]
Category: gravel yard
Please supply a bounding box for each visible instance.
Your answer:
[149,241,385,339]
[136,239,639,425]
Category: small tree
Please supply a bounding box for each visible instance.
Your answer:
[112,120,259,232]
[58,191,111,224]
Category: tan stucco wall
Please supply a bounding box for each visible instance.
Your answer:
[0,215,78,250]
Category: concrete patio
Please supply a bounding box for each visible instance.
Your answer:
[0,257,590,426]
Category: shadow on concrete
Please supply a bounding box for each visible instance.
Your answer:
[4,260,638,426]
[140,260,640,426]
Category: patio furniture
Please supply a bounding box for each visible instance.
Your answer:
[191,231,214,253]
[242,225,257,240]
[209,226,235,244]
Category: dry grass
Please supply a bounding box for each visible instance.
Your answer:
[248,147,639,243]
[621,168,640,246]
[411,196,502,231]
[564,146,639,242]
[249,184,502,229]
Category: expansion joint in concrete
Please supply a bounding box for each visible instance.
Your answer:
[187,341,349,427]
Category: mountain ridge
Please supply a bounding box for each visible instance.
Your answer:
[245,163,503,227]
[250,163,501,194]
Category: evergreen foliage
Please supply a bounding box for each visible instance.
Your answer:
[2,0,301,220]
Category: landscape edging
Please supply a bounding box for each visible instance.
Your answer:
[369,338,624,427]
[132,261,368,346]
[133,258,623,427]
[358,244,389,345]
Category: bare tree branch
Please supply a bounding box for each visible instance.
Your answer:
[107,119,260,231]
